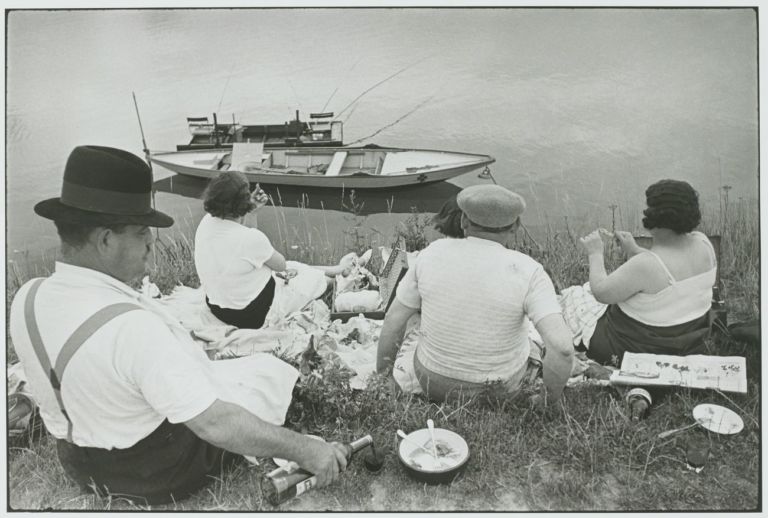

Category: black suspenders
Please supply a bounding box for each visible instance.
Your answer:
[23,278,142,443]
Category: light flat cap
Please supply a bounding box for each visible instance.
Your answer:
[456,184,526,228]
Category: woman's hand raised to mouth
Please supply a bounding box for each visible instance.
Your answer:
[580,229,606,256]
[250,184,270,210]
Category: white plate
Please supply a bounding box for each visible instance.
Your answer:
[397,428,469,473]
[273,434,325,467]
[693,403,744,435]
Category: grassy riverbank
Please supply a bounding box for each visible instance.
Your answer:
[7,193,760,511]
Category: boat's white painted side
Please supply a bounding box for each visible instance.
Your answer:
[149,147,495,189]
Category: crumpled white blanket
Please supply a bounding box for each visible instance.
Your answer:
[157,261,328,359]
[326,317,383,389]
[160,285,313,359]
[8,362,30,398]
[558,282,608,348]
[145,275,606,394]
[8,362,37,436]
[392,315,423,394]
[264,261,328,328]
[155,272,385,389]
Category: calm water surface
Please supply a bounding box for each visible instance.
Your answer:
[6,8,758,262]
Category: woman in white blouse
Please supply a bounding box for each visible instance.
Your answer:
[194,171,348,329]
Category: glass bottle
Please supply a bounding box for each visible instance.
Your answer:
[711,286,727,331]
[261,434,373,506]
[626,387,652,421]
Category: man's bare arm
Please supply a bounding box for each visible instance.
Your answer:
[185,399,347,487]
[534,314,575,403]
[377,300,418,373]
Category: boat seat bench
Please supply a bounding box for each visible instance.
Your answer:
[325,151,348,176]
[231,142,266,171]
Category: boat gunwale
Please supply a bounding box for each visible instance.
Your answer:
[149,144,496,191]
[150,145,496,161]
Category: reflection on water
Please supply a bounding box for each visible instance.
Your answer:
[153,175,461,215]
[6,9,758,256]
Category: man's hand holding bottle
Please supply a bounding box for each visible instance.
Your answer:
[300,440,349,487]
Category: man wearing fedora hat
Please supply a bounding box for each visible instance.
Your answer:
[9,146,348,504]
[377,184,574,403]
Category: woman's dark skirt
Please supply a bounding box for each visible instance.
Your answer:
[206,276,276,329]
[587,303,710,366]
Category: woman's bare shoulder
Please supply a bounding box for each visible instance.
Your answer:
[622,249,658,270]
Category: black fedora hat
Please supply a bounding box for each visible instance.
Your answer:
[34,146,174,227]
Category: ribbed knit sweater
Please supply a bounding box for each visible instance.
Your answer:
[396,237,561,383]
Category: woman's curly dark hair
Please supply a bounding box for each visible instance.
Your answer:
[642,179,701,234]
[433,195,464,238]
[203,171,255,219]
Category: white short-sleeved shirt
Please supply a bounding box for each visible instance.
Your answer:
[9,263,218,449]
[396,237,562,384]
[194,214,275,309]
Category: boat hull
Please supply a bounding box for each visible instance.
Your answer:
[150,147,495,189]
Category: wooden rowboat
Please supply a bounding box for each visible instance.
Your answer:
[149,143,495,189]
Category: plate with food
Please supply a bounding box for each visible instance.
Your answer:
[397,427,470,484]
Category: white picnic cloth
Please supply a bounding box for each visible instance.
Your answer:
[153,278,384,389]
[392,317,424,394]
[157,260,327,359]
[264,261,329,328]
[558,282,608,348]
[144,276,601,394]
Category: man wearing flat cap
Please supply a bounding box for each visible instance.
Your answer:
[377,184,574,403]
[9,146,348,504]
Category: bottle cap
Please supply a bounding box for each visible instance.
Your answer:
[626,387,652,405]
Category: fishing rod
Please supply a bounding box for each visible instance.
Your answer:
[217,61,237,113]
[321,57,363,112]
[321,87,339,113]
[132,91,151,164]
[132,91,160,243]
[344,96,433,146]
[335,56,431,122]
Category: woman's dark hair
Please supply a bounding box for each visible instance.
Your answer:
[203,171,254,219]
[433,196,464,238]
[641,179,701,234]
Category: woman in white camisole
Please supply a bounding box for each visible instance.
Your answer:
[579,179,717,366]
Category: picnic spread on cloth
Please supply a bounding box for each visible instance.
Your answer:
[7,245,749,440]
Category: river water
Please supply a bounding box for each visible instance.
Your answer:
[6,8,758,263]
